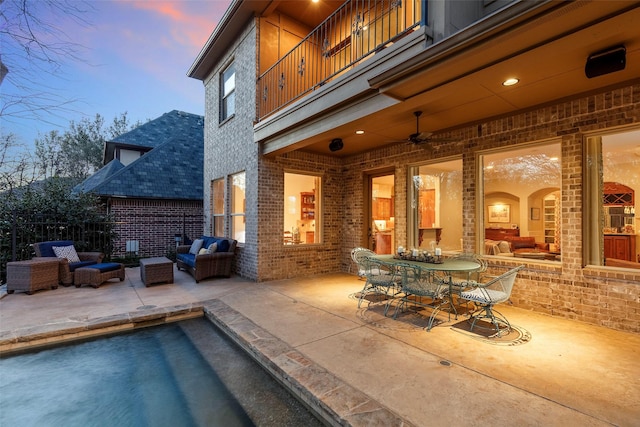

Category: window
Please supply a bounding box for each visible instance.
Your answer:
[409,159,463,252]
[584,128,639,266]
[230,172,245,243]
[211,179,225,236]
[220,63,235,122]
[481,143,561,260]
[284,172,321,244]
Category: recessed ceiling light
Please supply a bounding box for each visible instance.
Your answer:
[502,78,519,86]
[355,130,365,134]
[550,157,558,161]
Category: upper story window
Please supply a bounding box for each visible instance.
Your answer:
[220,63,235,122]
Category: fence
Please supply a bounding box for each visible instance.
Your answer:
[0,211,202,284]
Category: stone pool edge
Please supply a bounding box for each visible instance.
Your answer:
[0,303,204,355]
[0,299,412,427]
[202,299,412,427]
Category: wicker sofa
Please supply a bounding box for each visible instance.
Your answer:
[33,240,104,286]
[176,236,237,283]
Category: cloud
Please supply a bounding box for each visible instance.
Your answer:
[131,0,230,49]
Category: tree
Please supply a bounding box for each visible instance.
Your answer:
[0,132,38,193]
[34,111,140,180]
[0,176,117,281]
[0,0,92,124]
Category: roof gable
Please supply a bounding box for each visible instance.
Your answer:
[77,110,204,200]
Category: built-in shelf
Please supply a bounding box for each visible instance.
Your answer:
[301,192,315,220]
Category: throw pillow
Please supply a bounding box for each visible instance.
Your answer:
[207,242,218,253]
[198,248,209,255]
[498,241,511,254]
[189,239,204,255]
[53,245,81,263]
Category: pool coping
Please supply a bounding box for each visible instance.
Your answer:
[0,299,412,427]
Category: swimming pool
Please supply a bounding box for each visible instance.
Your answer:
[0,318,323,426]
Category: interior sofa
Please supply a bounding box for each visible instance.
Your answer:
[33,240,105,286]
[505,236,549,254]
[176,236,237,283]
[485,236,550,257]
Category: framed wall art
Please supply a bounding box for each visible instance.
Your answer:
[488,204,510,223]
[530,207,540,220]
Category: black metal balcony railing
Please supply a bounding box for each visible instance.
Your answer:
[258,0,422,120]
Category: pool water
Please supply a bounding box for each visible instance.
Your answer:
[0,319,323,427]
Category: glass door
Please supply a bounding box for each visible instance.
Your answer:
[370,174,395,254]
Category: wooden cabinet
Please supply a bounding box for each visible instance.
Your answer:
[419,189,435,228]
[300,192,315,220]
[375,233,392,254]
[604,234,636,261]
[372,197,393,220]
[485,228,519,241]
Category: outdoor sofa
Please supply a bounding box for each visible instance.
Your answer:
[176,236,237,282]
[33,240,105,286]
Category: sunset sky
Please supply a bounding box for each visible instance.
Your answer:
[2,0,232,147]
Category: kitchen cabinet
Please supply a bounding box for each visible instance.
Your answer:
[372,197,393,220]
[604,234,636,261]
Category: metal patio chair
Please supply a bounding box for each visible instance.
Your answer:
[390,263,449,331]
[356,255,399,309]
[458,265,525,337]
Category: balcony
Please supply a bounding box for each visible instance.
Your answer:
[258,0,422,121]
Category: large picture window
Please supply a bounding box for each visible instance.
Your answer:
[283,172,321,244]
[230,172,245,243]
[220,62,235,122]
[585,128,639,267]
[409,159,463,252]
[481,143,561,261]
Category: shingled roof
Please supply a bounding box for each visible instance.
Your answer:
[74,110,203,200]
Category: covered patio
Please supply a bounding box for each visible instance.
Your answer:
[1,266,638,426]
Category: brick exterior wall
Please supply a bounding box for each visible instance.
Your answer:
[202,21,259,279]
[201,17,639,332]
[109,199,203,258]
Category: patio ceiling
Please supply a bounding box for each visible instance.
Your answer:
[290,1,640,157]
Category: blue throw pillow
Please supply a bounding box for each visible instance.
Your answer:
[40,240,74,258]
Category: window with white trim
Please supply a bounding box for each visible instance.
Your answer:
[220,63,235,122]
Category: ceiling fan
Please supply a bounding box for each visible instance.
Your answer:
[402,111,454,145]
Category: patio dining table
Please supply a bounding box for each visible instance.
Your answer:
[372,254,481,328]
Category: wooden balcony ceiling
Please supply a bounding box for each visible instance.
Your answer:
[292,1,640,157]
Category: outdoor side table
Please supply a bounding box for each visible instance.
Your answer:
[139,257,174,287]
[6,259,60,294]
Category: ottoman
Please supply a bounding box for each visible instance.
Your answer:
[74,263,125,288]
[6,259,60,294]
[139,257,174,286]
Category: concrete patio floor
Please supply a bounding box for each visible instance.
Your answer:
[1,265,639,426]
